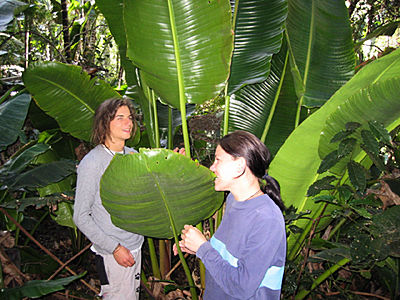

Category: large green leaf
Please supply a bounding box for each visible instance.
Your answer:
[319,49,400,159]
[100,148,224,239]
[228,0,354,154]
[8,160,76,191]
[286,0,355,107]
[123,0,233,108]
[34,148,76,229]
[269,48,400,259]
[96,0,160,148]
[228,39,299,155]
[0,143,50,181]
[0,273,84,300]
[22,62,121,141]
[227,0,287,94]
[0,93,31,150]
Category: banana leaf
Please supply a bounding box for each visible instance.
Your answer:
[100,148,224,238]
[229,38,300,155]
[228,0,354,153]
[0,93,31,150]
[319,49,400,159]
[286,0,355,107]
[97,0,168,148]
[34,148,76,229]
[0,273,85,300]
[7,160,76,191]
[22,62,121,141]
[227,0,287,94]
[269,48,400,260]
[0,143,49,176]
[123,0,233,108]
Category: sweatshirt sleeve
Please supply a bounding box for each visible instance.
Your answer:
[196,213,285,299]
[73,156,119,253]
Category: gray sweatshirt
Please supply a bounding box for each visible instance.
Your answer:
[73,144,144,254]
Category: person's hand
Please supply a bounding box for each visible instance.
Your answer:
[113,244,135,267]
[173,241,196,255]
[173,147,186,156]
[180,225,207,253]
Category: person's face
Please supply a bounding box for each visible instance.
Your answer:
[210,145,243,191]
[108,105,133,143]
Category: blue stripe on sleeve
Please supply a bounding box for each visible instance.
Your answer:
[210,236,238,267]
[210,236,284,290]
[259,265,284,290]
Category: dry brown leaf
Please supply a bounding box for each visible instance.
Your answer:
[367,180,400,209]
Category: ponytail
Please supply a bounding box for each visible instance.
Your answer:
[261,174,285,212]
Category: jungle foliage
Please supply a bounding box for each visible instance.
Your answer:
[0,0,400,299]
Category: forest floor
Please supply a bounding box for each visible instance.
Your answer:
[2,209,197,300]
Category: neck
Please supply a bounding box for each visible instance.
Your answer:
[231,178,262,202]
[104,139,125,152]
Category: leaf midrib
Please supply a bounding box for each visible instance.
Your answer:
[34,75,95,114]
[143,154,178,236]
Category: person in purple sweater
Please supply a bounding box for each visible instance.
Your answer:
[177,130,286,299]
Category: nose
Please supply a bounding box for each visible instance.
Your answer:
[124,118,133,127]
[210,161,216,172]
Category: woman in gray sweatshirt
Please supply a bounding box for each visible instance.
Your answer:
[73,98,144,300]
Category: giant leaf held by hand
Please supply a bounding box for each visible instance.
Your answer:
[101,148,223,238]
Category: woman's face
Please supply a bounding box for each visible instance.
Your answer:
[210,145,242,191]
[108,105,133,143]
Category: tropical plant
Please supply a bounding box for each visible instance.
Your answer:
[272,47,400,263]
[1,0,400,298]
[291,121,400,299]
[0,93,88,297]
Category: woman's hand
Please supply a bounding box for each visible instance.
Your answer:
[173,147,186,156]
[173,241,196,255]
[113,244,135,267]
[180,225,207,253]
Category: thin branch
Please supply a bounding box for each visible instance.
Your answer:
[0,207,99,295]
[47,242,92,281]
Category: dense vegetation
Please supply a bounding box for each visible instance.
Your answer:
[1,0,400,299]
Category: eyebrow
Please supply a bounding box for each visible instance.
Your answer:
[115,113,132,118]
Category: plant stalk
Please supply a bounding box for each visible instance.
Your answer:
[295,258,350,299]
[147,237,161,279]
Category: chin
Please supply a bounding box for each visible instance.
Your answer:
[213,181,226,192]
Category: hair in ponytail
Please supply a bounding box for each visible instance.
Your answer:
[260,174,285,211]
[219,130,285,211]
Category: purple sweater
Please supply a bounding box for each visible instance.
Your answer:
[196,193,286,299]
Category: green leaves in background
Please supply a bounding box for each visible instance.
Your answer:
[0,273,85,300]
[228,40,298,155]
[228,0,355,155]
[7,160,76,191]
[101,148,223,238]
[269,48,400,260]
[22,62,121,141]
[227,0,287,94]
[286,0,355,107]
[0,93,31,150]
[123,0,233,108]
[0,0,27,31]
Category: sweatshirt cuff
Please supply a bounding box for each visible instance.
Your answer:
[104,240,120,254]
[196,241,212,260]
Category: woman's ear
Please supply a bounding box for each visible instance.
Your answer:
[234,157,247,178]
